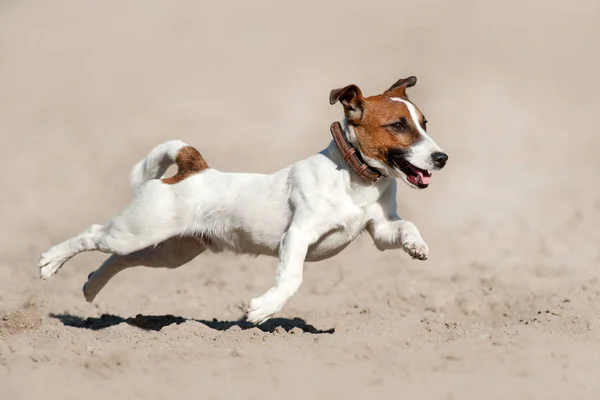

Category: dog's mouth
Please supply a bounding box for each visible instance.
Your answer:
[390,155,432,189]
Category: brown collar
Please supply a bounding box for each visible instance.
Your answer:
[330,121,384,183]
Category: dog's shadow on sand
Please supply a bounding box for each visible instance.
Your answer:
[49,313,335,334]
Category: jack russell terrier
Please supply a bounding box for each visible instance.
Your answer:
[38,76,448,324]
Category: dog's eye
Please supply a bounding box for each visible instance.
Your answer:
[422,119,428,130]
[390,121,407,131]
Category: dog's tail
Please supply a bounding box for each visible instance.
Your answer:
[130,140,209,191]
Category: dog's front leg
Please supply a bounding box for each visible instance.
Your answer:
[366,206,429,260]
[398,220,429,260]
[246,227,309,325]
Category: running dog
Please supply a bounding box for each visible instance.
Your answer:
[38,76,448,324]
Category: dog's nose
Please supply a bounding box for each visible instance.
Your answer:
[431,152,448,168]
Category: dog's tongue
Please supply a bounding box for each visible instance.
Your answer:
[418,171,431,185]
[408,170,431,186]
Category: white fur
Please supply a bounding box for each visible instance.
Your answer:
[390,97,443,172]
[38,120,430,324]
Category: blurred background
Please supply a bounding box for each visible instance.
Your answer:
[1,1,600,399]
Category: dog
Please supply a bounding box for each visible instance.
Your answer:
[38,76,448,324]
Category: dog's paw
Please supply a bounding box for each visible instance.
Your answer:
[400,222,429,260]
[402,239,429,260]
[38,249,67,280]
[246,295,283,325]
[82,273,97,303]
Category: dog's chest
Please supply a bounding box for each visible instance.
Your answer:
[304,177,389,262]
[305,202,369,262]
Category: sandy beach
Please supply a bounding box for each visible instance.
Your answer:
[1,1,600,398]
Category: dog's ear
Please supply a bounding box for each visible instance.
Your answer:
[329,84,364,124]
[384,76,417,98]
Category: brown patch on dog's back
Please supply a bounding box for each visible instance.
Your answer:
[162,146,209,185]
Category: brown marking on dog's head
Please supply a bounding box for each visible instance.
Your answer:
[162,146,209,185]
[384,76,417,99]
[330,76,424,163]
[329,84,364,125]
[330,76,446,188]
[350,94,424,165]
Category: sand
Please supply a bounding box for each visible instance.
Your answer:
[1,1,600,399]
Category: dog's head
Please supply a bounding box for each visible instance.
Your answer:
[330,76,448,189]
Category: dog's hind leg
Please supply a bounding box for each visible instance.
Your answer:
[38,191,185,280]
[39,140,209,280]
[83,236,206,302]
[38,223,106,280]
